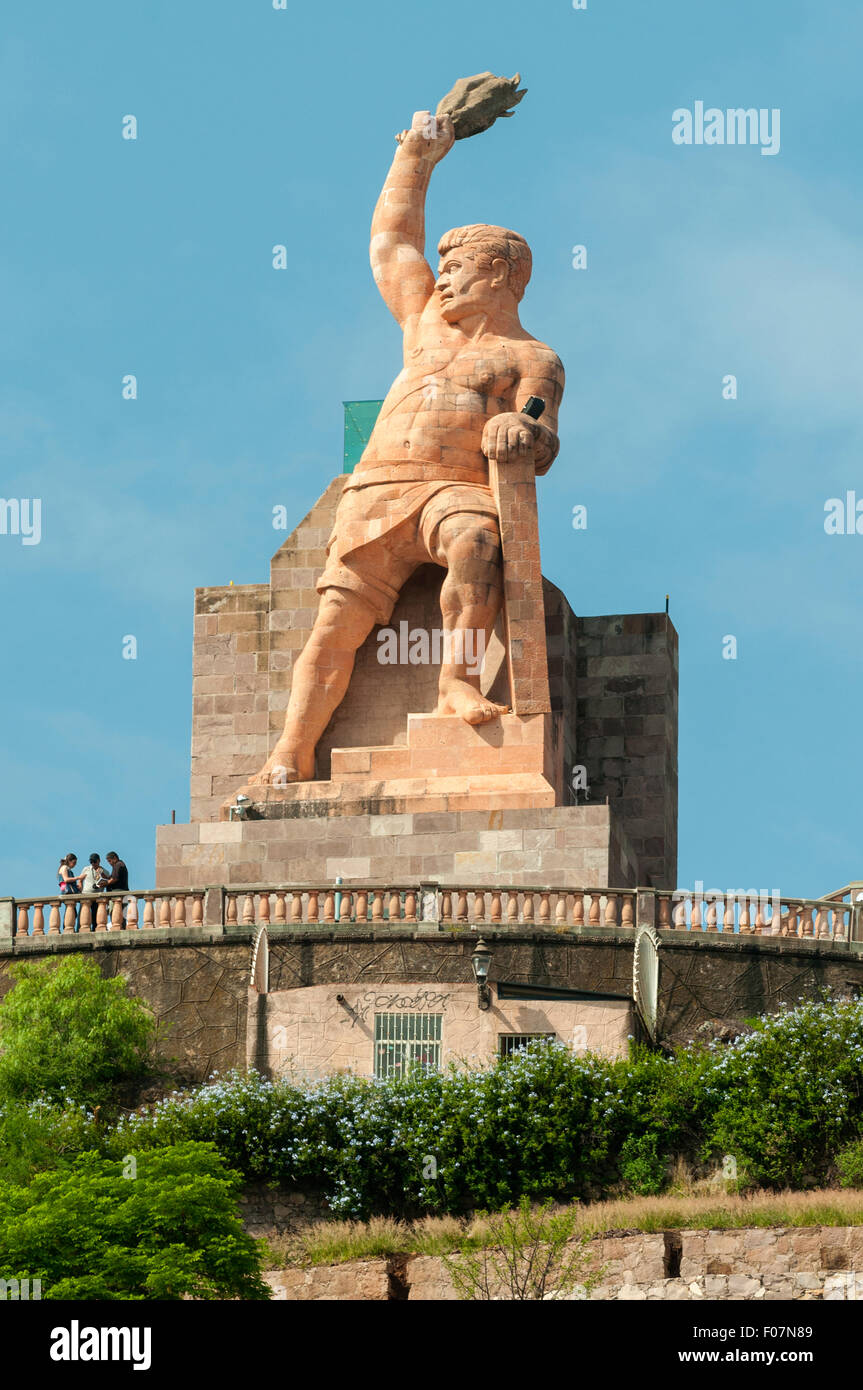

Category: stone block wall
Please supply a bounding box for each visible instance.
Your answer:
[576,613,678,887]
[263,1227,863,1301]
[157,803,638,891]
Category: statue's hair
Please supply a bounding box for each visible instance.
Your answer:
[437,224,532,302]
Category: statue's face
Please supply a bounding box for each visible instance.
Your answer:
[435,249,500,323]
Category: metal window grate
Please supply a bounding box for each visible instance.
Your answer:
[374,1013,442,1080]
[498,1033,556,1058]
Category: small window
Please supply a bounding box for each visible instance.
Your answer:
[498,1033,556,1058]
[374,1013,442,1080]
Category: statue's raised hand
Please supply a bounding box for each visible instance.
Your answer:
[396,110,455,162]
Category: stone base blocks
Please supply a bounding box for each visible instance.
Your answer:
[224,712,560,821]
[156,802,637,891]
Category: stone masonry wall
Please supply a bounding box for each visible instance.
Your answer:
[263,1226,863,1301]
[576,613,678,889]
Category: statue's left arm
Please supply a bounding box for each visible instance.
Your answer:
[483,348,565,476]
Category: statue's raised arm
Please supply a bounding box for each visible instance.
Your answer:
[369,111,455,327]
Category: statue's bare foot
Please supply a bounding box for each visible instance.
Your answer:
[249,739,315,786]
[436,678,508,726]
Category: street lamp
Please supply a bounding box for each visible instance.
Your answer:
[471,937,492,1011]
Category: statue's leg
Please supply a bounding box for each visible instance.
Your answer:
[251,586,379,784]
[433,514,507,725]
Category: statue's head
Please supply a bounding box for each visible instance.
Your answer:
[435,224,531,323]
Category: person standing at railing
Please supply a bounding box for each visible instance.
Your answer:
[102,852,129,927]
[57,853,84,932]
[76,853,107,932]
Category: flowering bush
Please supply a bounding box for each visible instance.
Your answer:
[6,1000,863,1216]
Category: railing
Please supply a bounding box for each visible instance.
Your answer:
[656,890,856,942]
[222,885,635,930]
[4,884,861,944]
[12,890,204,937]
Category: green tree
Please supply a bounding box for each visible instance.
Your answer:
[0,1141,270,1300]
[0,956,159,1108]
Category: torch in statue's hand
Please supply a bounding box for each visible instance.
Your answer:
[396,72,527,151]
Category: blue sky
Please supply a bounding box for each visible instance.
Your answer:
[1,0,860,899]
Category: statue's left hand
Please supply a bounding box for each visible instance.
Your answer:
[396,110,455,163]
[482,412,538,464]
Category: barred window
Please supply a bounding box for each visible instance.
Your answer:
[374,1013,442,1080]
[498,1033,556,1058]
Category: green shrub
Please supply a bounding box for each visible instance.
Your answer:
[0,956,160,1108]
[700,998,863,1188]
[0,1099,103,1185]
[836,1137,863,1189]
[617,1132,666,1195]
[0,1141,270,1300]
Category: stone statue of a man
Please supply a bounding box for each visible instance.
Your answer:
[253,109,564,785]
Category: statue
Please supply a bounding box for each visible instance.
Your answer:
[253,79,565,786]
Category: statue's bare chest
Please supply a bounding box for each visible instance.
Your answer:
[405,340,518,398]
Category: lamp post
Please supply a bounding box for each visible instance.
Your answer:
[471,937,492,1011]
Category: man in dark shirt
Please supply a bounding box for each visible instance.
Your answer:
[103,852,129,892]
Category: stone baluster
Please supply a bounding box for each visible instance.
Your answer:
[723,898,735,934]
[404,891,417,924]
[173,894,187,929]
[507,891,519,924]
[64,902,76,934]
[754,900,765,935]
[738,897,751,935]
[672,896,687,929]
[16,905,30,937]
[226,894,238,928]
[126,896,139,931]
[473,891,486,925]
[800,905,814,937]
[339,891,352,923]
[372,890,385,923]
[782,905,796,938]
[815,905,829,939]
[456,890,468,923]
[555,894,567,929]
[604,893,618,928]
[588,894,600,927]
[523,892,535,924]
[290,892,302,925]
[242,894,255,927]
[622,894,635,929]
[308,891,320,923]
[356,890,368,923]
[705,901,718,933]
[323,891,335,923]
[33,903,46,936]
[110,898,123,932]
[190,894,203,928]
[572,893,584,928]
[538,892,550,927]
[491,891,503,925]
[258,893,271,928]
[273,891,287,926]
[389,891,401,923]
[658,896,672,929]
[691,895,703,932]
[835,905,849,942]
[48,901,61,933]
[143,895,155,929]
[158,897,171,930]
[96,899,109,931]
